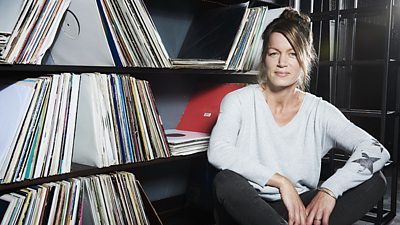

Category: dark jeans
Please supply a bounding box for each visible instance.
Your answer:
[213,169,386,225]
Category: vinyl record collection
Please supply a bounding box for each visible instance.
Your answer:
[0,73,170,184]
[1,0,286,71]
[0,74,80,183]
[0,0,70,64]
[0,172,152,225]
[96,0,171,67]
[73,73,170,168]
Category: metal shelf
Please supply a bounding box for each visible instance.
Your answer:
[0,152,207,194]
[0,64,259,83]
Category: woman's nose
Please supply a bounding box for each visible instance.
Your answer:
[278,54,288,67]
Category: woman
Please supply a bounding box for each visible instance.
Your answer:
[208,8,390,225]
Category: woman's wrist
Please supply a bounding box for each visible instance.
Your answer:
[267,173,289,189]
[318,187,337,200]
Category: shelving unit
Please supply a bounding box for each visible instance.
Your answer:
[303,0,400,224]
[0,2,289,224]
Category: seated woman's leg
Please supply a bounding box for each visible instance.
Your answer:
[213,169,287,225]
[267,171,386,224]
[329,171,387,225]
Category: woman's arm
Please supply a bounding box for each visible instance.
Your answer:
[208,92,276,188]
[305,101,389,225]
[318,101,390,198]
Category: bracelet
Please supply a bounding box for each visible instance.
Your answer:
[318,187,337,200]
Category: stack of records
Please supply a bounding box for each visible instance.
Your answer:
[97,0,170,67]
[225,7,285,71]
[171,59,226,69]
[0,0,71,64]
[0,74,81,183]
[0,172,152,225]
[79,172,151,225]
[165,129,210,156]
[0,73,170,183]
[73,73,170,168]
[171,2,248,70]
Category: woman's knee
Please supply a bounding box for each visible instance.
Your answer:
[329,172,387,225]
[364,171,386,193]
[349,171,387,205]
[213,170,252,203]
[214,170,236,188]
[214,170,244,195]
[367,171,387,197]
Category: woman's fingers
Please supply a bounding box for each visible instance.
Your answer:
[305,191,336,225]
[287,198,307,225]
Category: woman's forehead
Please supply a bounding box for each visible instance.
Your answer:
[267,32,293,50]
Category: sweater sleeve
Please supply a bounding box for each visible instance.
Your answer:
[207,92,275,187]
[319,102,390,198]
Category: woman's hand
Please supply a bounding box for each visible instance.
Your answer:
[305,188,336,225]
[268,173,307,225]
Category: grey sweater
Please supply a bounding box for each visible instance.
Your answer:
[208,84,390,201]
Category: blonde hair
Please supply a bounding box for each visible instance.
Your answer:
[258,8,316,91]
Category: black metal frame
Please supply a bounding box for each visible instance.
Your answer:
[301,0,399,224]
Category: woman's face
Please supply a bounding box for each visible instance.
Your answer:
[264,32,302,91]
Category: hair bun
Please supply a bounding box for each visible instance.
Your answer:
[280,8,311,28]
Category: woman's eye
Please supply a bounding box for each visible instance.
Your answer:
[289,52,297,57]
[268,52,278,56]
